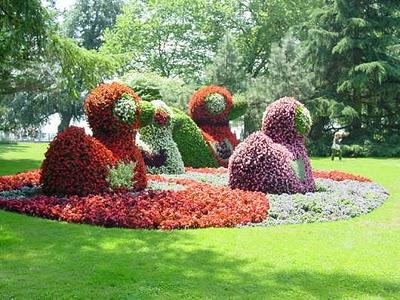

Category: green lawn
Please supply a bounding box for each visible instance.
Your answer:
[1,143,399,299]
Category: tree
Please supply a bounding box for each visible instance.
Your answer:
[120,71,195,111]
[0,35,123,132]
[231,0,322,77]
[306,0,400,151]
[63,0,123,50]
[204,33,248,94]
[0,0,50,94]
[101,0,233,81]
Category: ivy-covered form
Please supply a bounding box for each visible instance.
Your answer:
[137,100,185,174]
[229,97,315,194]
[84,82,147,191]
[172,107,219,168]
[188,85,247,167]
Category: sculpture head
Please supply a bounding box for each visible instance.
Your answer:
[139,100,174,130]
[84,82,141,136]
[189,85,247,125]
[262,97,312,142]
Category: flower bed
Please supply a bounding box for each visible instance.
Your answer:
[0,168,388,230]
[0,169,268,230]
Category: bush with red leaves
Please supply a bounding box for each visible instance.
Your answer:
[0,169,41,191]
[40,126,117,196]
[312,170,371,182]
[84,82,147,190]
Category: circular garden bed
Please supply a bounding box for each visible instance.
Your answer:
[0,168,388,230]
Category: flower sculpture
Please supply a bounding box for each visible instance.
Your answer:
[41,83,147,196]
[84,82,147,191]
[137,100,185,174]
[188,85,247,167]
[229,97,315,194]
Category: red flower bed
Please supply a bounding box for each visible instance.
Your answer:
[0,169,41,191]
[0,167,373,230]
[0,181,269,230]
[312,170,371,182]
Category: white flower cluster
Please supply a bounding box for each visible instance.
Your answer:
[113,94,137,124]
[205,93,226,115]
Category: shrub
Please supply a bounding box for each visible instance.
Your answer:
[229,97,315,194]
[40,126,117,196]
[137,100,185,174]
[84,82,147,191]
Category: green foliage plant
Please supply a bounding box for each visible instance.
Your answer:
[106,161,136,189]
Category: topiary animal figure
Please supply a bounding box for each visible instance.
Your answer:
[136,100,185,174]
[228,97,315,194]
[188,85,247,167]
[84,82,147,190]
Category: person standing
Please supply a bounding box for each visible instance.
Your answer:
[331,131,348,160]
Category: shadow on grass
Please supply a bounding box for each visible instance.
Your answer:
[1,212,399,299]
[0,159,42,176]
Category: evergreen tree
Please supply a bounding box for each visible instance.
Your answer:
[306,0,400,151]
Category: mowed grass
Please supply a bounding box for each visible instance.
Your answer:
[0,143,399,299]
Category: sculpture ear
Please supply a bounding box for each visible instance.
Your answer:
[138,101,155,127]
[228,96,248,120]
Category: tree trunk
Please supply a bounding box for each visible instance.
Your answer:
[58,111,73,132]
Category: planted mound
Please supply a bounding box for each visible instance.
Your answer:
[40,126,117,196]
[188,86,241,167]
[189,85,233,124]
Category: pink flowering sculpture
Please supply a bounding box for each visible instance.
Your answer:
[228,97,315,194]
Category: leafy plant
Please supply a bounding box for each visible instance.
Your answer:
[106,161,136,189]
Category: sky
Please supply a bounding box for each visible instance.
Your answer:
[55,0,75,11]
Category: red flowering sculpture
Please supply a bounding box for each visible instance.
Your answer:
[229,97,315,194]
[189,85,246,167]
[41,126,117,196]
[84,82,147,190]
